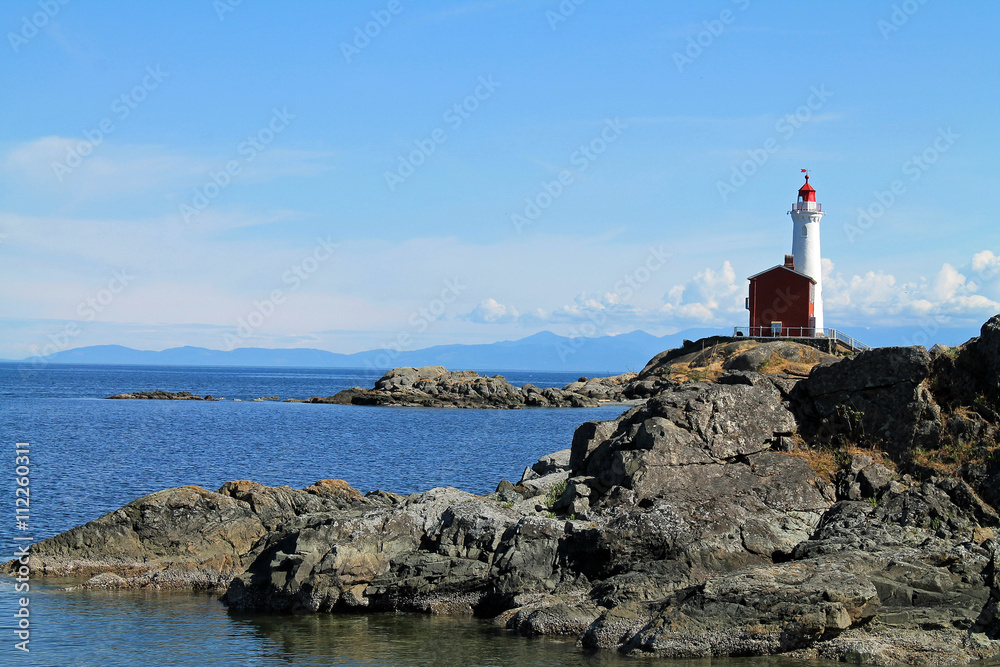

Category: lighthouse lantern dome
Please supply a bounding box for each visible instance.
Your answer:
[798,174,816,203]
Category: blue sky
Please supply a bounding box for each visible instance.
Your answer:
[2,0,998,359]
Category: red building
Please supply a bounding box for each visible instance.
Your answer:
[746,254,816,337]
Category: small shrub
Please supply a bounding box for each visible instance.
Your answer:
[834,404,869,448]
[833,449,851,468]
[546,480,567,508]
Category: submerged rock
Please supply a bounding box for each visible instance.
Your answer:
[106,390,218,400]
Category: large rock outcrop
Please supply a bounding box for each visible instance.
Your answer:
[18,315,1000,664]
[581,476,1000,662]
[625,338,840,396]
[219,321,1000,662]
[13,480,375,589]
[791,320,999,498]
[793,346,940,456]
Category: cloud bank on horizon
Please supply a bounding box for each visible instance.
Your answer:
[1,1,997,360]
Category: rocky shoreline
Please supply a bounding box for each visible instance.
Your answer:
[106,337,840,409]
[17,317,1000,664]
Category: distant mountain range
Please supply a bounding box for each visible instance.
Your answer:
[4,325,981,374]
[9,329,727,375]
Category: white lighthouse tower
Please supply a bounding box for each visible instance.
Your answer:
[789,171,825,332]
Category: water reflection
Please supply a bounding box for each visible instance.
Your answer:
[6,580,848,667]
[241,612,593,666]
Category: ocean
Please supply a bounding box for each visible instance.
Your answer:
[0,362,727,666]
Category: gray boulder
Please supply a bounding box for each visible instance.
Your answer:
[8,479,373,591]
[13,486,267,589]
[793,346,940,456]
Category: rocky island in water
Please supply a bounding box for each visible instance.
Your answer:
[14,316,1000,664]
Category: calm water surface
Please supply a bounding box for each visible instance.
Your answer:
[0,364,625,542]
[0,580,832,666]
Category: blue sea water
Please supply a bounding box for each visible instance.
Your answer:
[1,362,693,666]
[0,363,625,545]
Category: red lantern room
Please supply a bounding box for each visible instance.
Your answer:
[797,174,816,203]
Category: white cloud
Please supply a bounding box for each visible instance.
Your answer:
[931,263,967,301]
[511,260,743,332]
[2,137,336,201]
[5,137,201,196]
[824,255,1000,326]
[0,223,711,355]
[973,250,1000,280]
[660,260,742,324]
[467,298,520,323]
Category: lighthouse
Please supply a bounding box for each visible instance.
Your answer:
[789,172,825,331]
[741,173,866,348]
[744,172,824,338]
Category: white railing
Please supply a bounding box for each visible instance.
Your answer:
[735,326,817,338]
[790,202,822,212]
[733,326,870,351]
[827,328,870,351]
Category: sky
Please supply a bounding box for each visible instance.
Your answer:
[2,0,998,360]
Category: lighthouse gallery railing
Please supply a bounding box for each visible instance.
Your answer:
[790,202,822,212]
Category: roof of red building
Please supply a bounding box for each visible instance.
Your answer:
[747,264,816,283]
